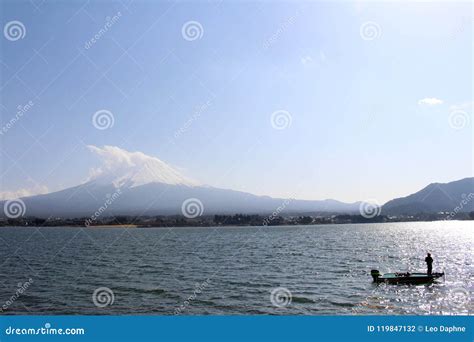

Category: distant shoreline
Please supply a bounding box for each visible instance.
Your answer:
[0,217,471,229]
[83,224,139,228]
[1,210,473,228]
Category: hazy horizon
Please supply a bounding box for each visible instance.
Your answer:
[1,1,472,203]
[1,143,472,205]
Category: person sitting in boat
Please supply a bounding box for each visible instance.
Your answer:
[425,253,433,275]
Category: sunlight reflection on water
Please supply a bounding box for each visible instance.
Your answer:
[0,221,472,315]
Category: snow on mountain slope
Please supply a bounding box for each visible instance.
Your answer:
[0,145,362,218]
[86,145,199,188]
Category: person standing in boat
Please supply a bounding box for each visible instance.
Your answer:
[425,253,433,275]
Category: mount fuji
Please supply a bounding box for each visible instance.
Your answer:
[1,146,362,218]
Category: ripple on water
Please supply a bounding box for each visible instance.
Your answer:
[0,221,471,315]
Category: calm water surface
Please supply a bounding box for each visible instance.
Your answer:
[0,221,472,315]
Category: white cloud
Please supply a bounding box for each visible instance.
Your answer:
[86,145,199,187]
[418,97,444,106]
[0,185,49,200]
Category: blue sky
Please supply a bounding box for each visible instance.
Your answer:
[0,0,472,203]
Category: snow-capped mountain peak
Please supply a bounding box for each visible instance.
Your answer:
[86,145,199,188]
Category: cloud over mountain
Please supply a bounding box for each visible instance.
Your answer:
[86,145,199,188]
[0,145,363,218]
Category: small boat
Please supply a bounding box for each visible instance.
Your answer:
[370,269,444,285]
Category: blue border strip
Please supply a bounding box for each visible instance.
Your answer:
[0,316,472,342]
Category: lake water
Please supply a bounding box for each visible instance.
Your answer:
[0,221,472,315]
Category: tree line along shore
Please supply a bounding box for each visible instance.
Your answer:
[1,211,473,228]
